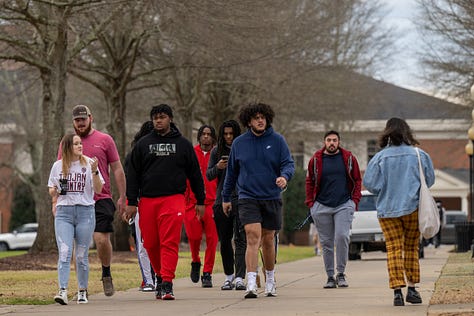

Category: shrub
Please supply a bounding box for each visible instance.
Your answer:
[282,168,309,242]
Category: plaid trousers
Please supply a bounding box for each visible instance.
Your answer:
[378,210,420,289]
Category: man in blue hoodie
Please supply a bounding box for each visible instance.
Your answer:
[222,103,295,299]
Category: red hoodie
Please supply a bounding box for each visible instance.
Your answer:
[305,146,362,209]
[185,144,217,206]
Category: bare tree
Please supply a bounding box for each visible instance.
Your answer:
[0,67,42,219]
[152,0,396,136]
[141,0,298,139]
[0,0,397,254]
[416,0,474,99]
[257,0,396,132]
[199,74,258,130]
[69,1,164,157]
[0,0,123,253]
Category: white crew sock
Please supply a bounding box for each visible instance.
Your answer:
[265,269,275,283]
[225,274,234,282]
[247,272,257,289]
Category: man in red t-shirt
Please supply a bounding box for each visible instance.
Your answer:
[184,125,218,288]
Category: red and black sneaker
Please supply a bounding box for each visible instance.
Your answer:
[161,281,175,300]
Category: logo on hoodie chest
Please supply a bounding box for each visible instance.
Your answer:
[149,143,176,156]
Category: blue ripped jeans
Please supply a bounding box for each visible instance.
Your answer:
[55,205,95,290]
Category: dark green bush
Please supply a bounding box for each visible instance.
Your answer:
[9,181,36,230]
[282,168,309,241]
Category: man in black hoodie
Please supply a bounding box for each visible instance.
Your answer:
[124,104,205,301]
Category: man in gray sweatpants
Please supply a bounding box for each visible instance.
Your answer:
[304,131,362,288]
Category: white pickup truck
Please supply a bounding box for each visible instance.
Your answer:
[349,191,386,260]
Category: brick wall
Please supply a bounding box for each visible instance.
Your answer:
[0,142,13,233]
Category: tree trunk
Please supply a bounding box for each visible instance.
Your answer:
[105,91,127,158]
[30,8,68,254]
[105,89,130,251]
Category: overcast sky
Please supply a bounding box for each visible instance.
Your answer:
[379,0,425,91]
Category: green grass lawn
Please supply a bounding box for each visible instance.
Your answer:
[0,250,27,259]
[0,245,314,305]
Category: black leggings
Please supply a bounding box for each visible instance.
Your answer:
[213,202,246,278]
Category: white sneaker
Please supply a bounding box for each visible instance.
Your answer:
[235,279,246,291]
[264,281,277,297]
[244,285,258,299]
[142,284,155,292]
[54,288,68,305]
[77,290,88,304]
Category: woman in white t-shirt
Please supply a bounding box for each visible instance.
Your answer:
[48,133,104,305]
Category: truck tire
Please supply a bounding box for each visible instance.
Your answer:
[0,242,8,251]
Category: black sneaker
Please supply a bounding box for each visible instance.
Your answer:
[155,276,162,300]
[201,272,213,288]
[161,281,175,300]
[394,292,404,306]
[406,287,422,304]
[336,273,348,287]
[190,262,201,283]
[323,276,337,288]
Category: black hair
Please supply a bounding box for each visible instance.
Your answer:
[238,103,274,128]
[131,121,154,148]
[324,130,340,140]
[150,104,173,120]
[379,117,419,147]
[197,125,217,144]
[216,120,241,158]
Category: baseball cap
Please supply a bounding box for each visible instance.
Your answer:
[72,105,92,119]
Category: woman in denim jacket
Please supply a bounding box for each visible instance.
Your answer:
[363,117,435,307]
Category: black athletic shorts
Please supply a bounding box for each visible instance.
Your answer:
[238,198,282,230]
[94,198,116,233]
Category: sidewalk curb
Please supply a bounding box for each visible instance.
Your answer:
[428,303,474,315]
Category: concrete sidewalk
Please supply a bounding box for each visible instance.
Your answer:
[1,245,470,316]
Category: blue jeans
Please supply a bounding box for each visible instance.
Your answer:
[55,205,95,290]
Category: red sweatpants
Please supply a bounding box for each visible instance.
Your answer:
[183,202,218,274]
[138,195,184,283]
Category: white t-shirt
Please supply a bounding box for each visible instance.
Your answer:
[48,156,105,206]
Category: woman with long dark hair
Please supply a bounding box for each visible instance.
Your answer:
[363,117,435,306]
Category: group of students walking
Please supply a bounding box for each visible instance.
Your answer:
[48,102,435,307]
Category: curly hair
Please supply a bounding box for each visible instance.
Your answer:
[216,120,241,158]
[238,103,274,128]
[150,104,173,119]
[379,117,419,148]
